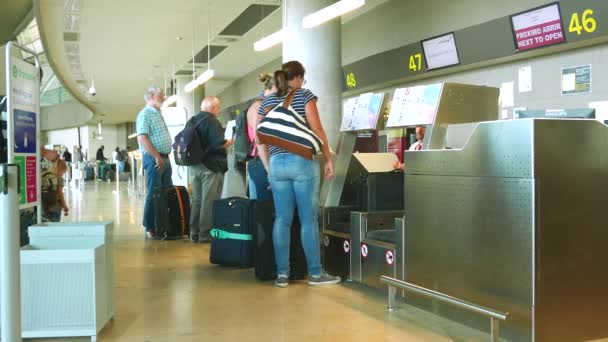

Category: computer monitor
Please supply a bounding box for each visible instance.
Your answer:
[516,108,595,119]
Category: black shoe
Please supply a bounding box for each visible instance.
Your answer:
[190,234,198,243]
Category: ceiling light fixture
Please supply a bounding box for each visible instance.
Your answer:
[162,57,178,109]
[194,2,214,87]
[302,0,365,28]
[254,29,285,51]
[253,0,284,52]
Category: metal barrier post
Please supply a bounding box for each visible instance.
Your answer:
[388,285,397,312]
[491,317,500,342]
[0,164,22,342]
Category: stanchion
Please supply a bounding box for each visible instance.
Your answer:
[0,164,22,342]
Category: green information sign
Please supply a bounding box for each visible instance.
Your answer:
[561,64,591,95]
[13,156,26,205]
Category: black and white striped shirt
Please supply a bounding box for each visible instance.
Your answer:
[258,88,318,156]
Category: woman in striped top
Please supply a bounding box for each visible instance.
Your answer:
[256,60,339,287]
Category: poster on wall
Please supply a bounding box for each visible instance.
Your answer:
[561,65,591,95]
[9,57,39,208]
[386,83,442,128]
[510,3,565,52]
[518,66,532,93]
[421,33,460,70]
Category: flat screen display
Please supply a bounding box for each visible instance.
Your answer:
[340,92,385,132]
[386,83,442,128]
[510,3,565,52]
[421,33,460,70]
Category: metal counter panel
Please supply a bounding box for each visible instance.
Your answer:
[405,174,534,339]
[408,119,534,178]
[533,119,608,342]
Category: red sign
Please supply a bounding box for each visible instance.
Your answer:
[343,240,350,254]
[361,244,369,258]
[385,250,395,266]
[511,4,565,51]
[26,156,36,203]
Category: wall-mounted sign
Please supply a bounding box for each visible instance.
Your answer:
[511,3,565,52]
[421,32,460,70]
[561,64,591,95]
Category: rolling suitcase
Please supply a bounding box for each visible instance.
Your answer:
[84,165,94,180]
[153,187,185,240]
[209,197,254,267]
[253,200,307,281]
[168,185,191,237]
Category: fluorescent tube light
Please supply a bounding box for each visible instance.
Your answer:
[162,94,178,109]
[254,29,285,52]
[302,0,365,28]
[184,79,198,93]
[128,133,137,139]
[195,69,215,85]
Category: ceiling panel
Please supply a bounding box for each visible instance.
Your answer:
[220,4,280,36]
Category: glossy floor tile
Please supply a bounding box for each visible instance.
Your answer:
[27,181,492,342]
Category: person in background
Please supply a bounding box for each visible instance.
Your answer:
[112,147,120,163]
[41,159,69,222]
[136,86,173,239]
[393,126,426,170]
[96,145,107,162]
[245,74,276,201]
[61,146,73,181]
[257,61,340,287]
[74,146,83,163]
[189,96,233,243]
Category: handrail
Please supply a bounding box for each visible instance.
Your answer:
[380,276,509,342]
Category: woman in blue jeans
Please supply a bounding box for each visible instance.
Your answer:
[257,61,340,287]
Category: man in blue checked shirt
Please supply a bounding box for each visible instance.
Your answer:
[136,86,173,239]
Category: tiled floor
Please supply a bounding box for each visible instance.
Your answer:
[27,181,491,342]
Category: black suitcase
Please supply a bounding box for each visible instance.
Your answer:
[153,187,185,240]
[253,200,307,281]
[210,197,254,267]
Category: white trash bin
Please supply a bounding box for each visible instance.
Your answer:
[28,221,115,323]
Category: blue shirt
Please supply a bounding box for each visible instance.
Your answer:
[136,105,172,155]
[258,88,318,156]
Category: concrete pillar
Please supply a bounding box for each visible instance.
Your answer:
[283,0,342,149]
[176,75,205,119]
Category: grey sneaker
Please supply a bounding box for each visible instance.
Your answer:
[190,234,198,243]
[308,272,341,286]
[275,275,289,288]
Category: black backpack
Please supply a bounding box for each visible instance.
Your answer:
[0,96,7,163]
[173,116,209,166]
[234,105,254,165]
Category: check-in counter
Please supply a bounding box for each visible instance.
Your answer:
[321,153,403,281]
[403,118,608,342]
[350,210,404,289]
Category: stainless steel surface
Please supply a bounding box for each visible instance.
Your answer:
[532,119,608,342]
[424,83,499,150]
[325,133,357,207]
[380,276,509,321]
[491,318,499,342]
[407,119,534,178]
[350,211,403,282]
[388,285,397,311]
[444,122,480,149]
[361,243,396,289]
[404,118,608,342]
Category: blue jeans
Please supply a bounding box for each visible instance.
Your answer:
[269,153,321,277]
[247,158,272,201]
[143,153,173,232]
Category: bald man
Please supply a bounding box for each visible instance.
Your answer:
[189,96,233,243]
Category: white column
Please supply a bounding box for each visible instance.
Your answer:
[283,0,342,149]
[0,164,22,342]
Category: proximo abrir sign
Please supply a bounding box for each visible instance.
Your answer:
[511,3,565,52]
